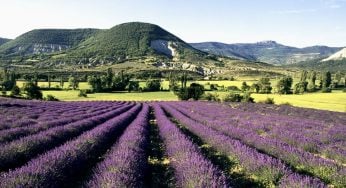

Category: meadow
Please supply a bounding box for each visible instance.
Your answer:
[0,99,344,187]
[16,80,346,112]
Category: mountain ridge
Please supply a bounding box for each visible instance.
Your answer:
[0,28,100,57]
[322,48,346,62]
[190,41,342,65]
[0,37,11,46]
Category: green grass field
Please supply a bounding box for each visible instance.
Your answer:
[42,91,178,101]
[41,89,346,112]
[208,90,346,112]
[16,80,345,112]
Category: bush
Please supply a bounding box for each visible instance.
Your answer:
[78,90,88,97]
[226,86,240,91]
[202,93,220,102]
[23,82,43,100]
[223,93,242,102]
[223,92,254,103]
[10,85,21,96]
[343,88,346,93]
[321,87,331,93]
[44,95,59,101]
[281,102,292,106]
[242,92,254,103]
[1,88,6,96]
[210,84,218,91]
[145,80,161,91]
[260,97,275,104]
[175,83,205,100]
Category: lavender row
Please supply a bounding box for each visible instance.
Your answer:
[189,102,346,164]
[0,103,135,172]
[233,102,346,125]
[0,103,125,144]
[0,104,142,188]
[176,102,345,164]
[160,103,326,187]
[170,102,345,186]
[153,104,228,188]
[0,101,123,130]
[87,104,150,187]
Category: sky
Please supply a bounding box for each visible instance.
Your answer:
[0,0,345,47]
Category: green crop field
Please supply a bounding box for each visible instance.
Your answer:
[15,80,345,112]
[208,90,346,112]
[42,91,178,101]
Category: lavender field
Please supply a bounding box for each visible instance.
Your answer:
[0,98,345,188]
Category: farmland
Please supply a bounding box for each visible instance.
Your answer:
[0,99,345,187]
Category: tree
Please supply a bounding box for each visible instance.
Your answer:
[307,71,317,92]
[176,83,204,100]
[60,76,64,88]
[180,72,188,89]
[113,72,130,91]
[251,83,260,93]
[10,85,21,96]
[257,77,272,94]
[88,76,103,92]
[68,76,79,90]
[127,81,139,92]
[188,83,204,100]
[321,71,332,89]
[276,76,293,94]
[23,82,43,99]
[335,71,342,84]
[293,81,308,94]
[0,70,16,91]
[145,80,161,91]
[300,70,308,82]
[241,82,250,92]
[106,68,114,88]
[47,74,51,89]
[168,72,178,91]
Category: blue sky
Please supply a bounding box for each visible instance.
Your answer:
[0,0,345,47]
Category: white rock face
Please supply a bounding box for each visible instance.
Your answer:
[16,43,70,54]
[150,40,176,57]
[32,43,69,54]
[322,48,346,61]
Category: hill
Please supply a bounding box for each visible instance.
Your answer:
[322,48,346,62]
[0,38,11,46]
[66,22,207,62]
[191,41,341,65]
[286,58,346,72]
[0,22,289,77]
[0,29,99,57]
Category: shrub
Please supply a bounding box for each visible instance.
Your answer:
[78,90,88,97]
[210,84,218,91]
[1,88,6,96]
[281,102,292,106]
[226,86,240,91]
[223,93,242,102]
[260,97,275,104]
[242,92,254,103]
[321,87,331,93]
[202,93,220,102]
[176,83,205,100]
[23,82,43,100]
[10,85,21,96]
[145,80,161,91]
[44,95,59,101]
